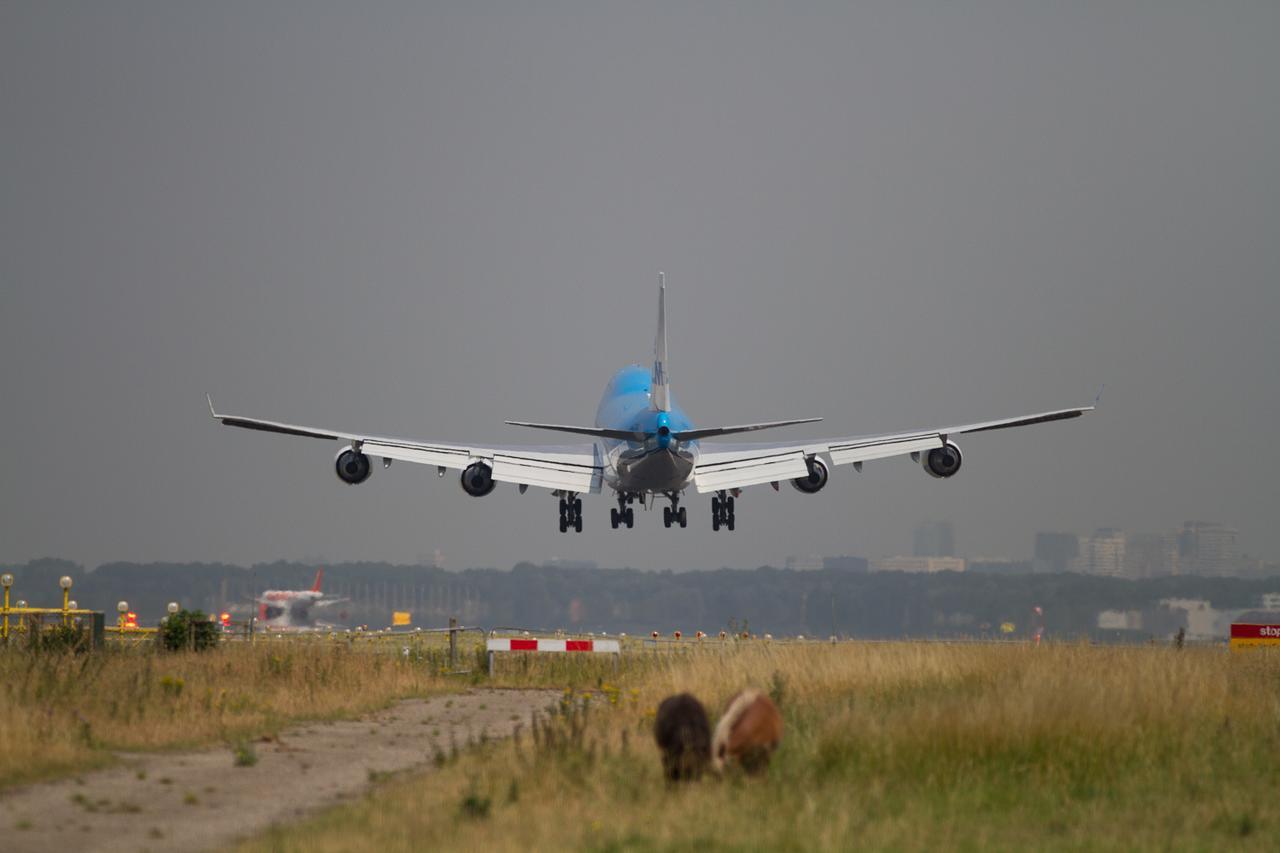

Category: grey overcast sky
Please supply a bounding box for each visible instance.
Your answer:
[2,2,1277,570]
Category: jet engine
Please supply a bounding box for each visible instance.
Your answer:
[460,462,497,497]
[921,442,963,479]
[791,456,829,493]
[334,448,372,485]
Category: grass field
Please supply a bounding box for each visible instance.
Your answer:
[237,641,1280,852]
[0,639,463,788]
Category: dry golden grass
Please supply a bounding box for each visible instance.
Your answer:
[240,641,1280,852]
[0,641,457,788]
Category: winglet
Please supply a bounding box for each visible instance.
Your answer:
[207,393,219,418]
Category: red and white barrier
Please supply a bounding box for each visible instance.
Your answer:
[487,637,620,653]
[486,636,620,674]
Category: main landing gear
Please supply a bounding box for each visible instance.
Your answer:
[711,491,735,531]
[559,493,583,533]
[662,492,688,529]
[610,493,637,529]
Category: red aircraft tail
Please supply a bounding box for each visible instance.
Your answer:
[310,568,324,593]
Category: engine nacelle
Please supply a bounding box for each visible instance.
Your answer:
[791,456,829,493]
[334,448,372,485]
[921,442,963,479]
[460,462,497,497]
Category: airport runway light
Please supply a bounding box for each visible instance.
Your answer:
[117,601,128,613]
[17,600,27,608]
[167,602,180,615]
[60,576,72,625]
[1,574,11,640]
[68,600,77,610]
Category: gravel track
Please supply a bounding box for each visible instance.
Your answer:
[0,688,559,852]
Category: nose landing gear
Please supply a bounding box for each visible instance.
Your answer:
[558,494,583,533]
[662,492,687,529]
[610,493,637,529]
[711,491,735,531]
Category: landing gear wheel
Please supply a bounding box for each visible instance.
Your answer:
[625,508,635,528]
[610,508,620,529]
[559,495,583,532]
[711,492,736,531]
[663,507,672,528]
[678,506,687,528]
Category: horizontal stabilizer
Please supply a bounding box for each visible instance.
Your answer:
[673,417,822,441]
[505,421,648,442]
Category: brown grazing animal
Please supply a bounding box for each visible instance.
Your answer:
[653,692,712,781]
[712,689,783,775]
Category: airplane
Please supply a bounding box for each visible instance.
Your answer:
[209,274,1094,533]
[251,569,347,630]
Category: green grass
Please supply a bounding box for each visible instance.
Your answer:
[238,642,1280,852]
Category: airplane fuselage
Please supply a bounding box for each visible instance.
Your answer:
[595,364,698,495]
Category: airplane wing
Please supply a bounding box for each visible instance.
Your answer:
[692,405,1094,494]
[208,396,603,494]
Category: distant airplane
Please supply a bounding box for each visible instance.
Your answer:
[210,275,1093,533]
[253,569,347,630]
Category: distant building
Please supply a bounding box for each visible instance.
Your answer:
[541,559,599,570]
[913,521,955,557]
[1178,521,1237,576]
[822,556,868,573]
[1080,529,1127,577]
[1033,532,1079,574]
[1097,610,1144,631]
[784,554,825,571]
[1159,597,1233,641]
[968,559,1033,575]
[870,556,966,574]
[1124,533,1179,579]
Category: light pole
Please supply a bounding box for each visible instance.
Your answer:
[59,576,73,626]
[1,573,12,640]
[166,602,180,645]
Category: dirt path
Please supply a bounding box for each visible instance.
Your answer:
[0,688,560,852]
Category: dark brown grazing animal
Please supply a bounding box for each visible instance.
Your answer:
[654,692,712,781]
[712,689,783,775]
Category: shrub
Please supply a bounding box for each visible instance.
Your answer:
[30,623,90,654]
[160,610,220,652]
